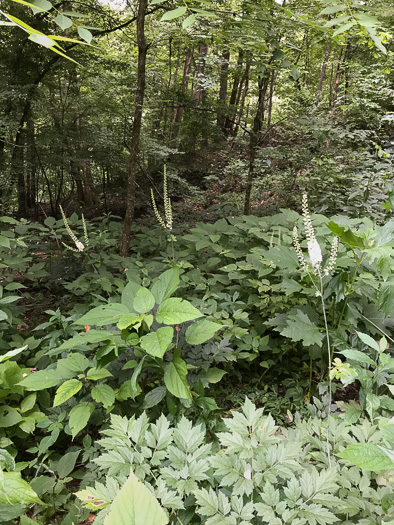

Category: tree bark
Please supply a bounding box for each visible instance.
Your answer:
[120,0,148,256]
[316,42,331,99]
[217,49,230,132]
[225,49,244,132]
[170,49,193,139]
[193,44,208,102]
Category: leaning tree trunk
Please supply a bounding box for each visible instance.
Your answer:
[217,49,230,132]
[120,0,148,256]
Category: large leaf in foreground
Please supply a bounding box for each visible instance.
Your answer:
[104,471,168,525]
[337,443,394,471]
[75,304,129,326]
[156,298,202,325]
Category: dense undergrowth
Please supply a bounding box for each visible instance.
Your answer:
[0,196,393,524]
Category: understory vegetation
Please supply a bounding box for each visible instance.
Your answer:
[0,0,394,523]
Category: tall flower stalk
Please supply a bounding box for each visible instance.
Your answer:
[151,166,176,261]
[293,194,339,467]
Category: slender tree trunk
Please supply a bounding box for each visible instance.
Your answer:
[120,0,148,256]
[193,44,208,102]
[217,49,230,132]
[244,74,270,215]
[331,45,348,121]
[26,118,37,209]
[171,49,193,139]
[225,49,244,132]
[233,61,250,137]
[316,42,331,100]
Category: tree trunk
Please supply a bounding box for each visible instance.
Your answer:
[233,61,250,137]
[225,49,244,132]
[217,49,230,132]
[193,44,208,102]
[331,45,348,121]
[120,0,148,256]
[316,42,331,100]
[244,74,270,215]
[170,49,193,139]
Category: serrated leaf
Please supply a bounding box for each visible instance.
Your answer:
[161,6,187,21]
[104,471,168,525]
[57,450,80,478]
[133,287,155,314]
[280,310,323,347]
[87,367,113,380]
[333,21,354,36]
[75,304,129,327]
[337,443,394,471]
[143,386,167,409]
[182,13,196,28]
[164,351,192,400]
[156,298,202,325]
[319,4,347,15]
[18,369,62,390]
[53,379,82,407]
[92,384,115,408]
[69,402,94,438]
[0,472,44,505]
[151,267,180,304]
[140,327,173,358]
[194,487,219,516]
[327,222,364,249]
[186,319,222,345]
[204,368,226,383]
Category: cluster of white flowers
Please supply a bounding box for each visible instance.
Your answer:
[293,194,338,277]
[59,205,88,253]
[151,166,173,232]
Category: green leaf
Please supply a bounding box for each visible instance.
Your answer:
[53,379,82,407]
[0,235,10,248]
[194,487,219,516]
[121,281,141,311]
[161,6,187,21]
[130,357,146,400]
[267,246,299,271]
[63,352,89,372]
[164,351,192,400]
[356,331,380,352]
[28,33,55,48]
[354,12,380,27]
[337,443,394,471]
[18,369,62,390]
[205,368,226,383]
[0,472,44,505]
[143,386,167,409]
[0,346,26,363]
[54,14,72,29]
[323,14,350,27]
[339,349,376,366]
[78,26,92,43]
[133,287,155,314]
[62,10,88,17]
[29,0,52,12]
[57,450,80,478]
[319,4,347,15]
[182,13,196,28]
[0,405,22,427]
[333,21,354,37]
[366,27,387,54]
[87,367,113,380]
[104,471,168,525]
[327,221,364,249]
[196,397,219,411]
[151,267,180,304]
[156,298,202,325]
[21,393,36,412]
[186,319,222,345]
[92,384,115,408]
[280,310,323,347]
[69,402,94,438]
[75,304,129,327]
[140,327,173,358]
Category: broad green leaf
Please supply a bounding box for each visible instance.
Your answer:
[143,386,167,409]
[333,21,354,37]
[87,367,112,380]
[28,34,55,48]
[55,330,114,353]
[104,471,168,525]
[156,298,202,325]
[267,246,299,271]
[20,393,36,412]
[324,14,350,27]
[57,450,80,478]
[62,352,89,372]
[337,443,394,471]
[327,222,364,249]
[319,5,347,15]
[164,351,191,400]
[18,369,62,390]
[182,13,196,28]
[339,349,376,366]
[0,346,26,363]
[133,287,155,314]
[366,27,387,54]
[204,368,226,383]
[69,402,94,438]
[53,379,82,407]
[117,313,143,330]
[280,310,323,347]
[194,487,219,516]
[75,304,129,326]
[0,448,15,471]
[140,326,173,358]
[354,12,380,27]
[356,331,380,352]
[0,406,22,427]
[54,14,72,30]
[0,235,10,248]
[186,319,222,345]
[151,267,180,304]
[78,26,92,43]
[0,472,44,505]
[29,0,52,13]
[161,6,187,21]
[92,384,115,408]
[121,281,141,311]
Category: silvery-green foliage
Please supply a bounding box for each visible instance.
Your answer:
[81,398,394,524]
